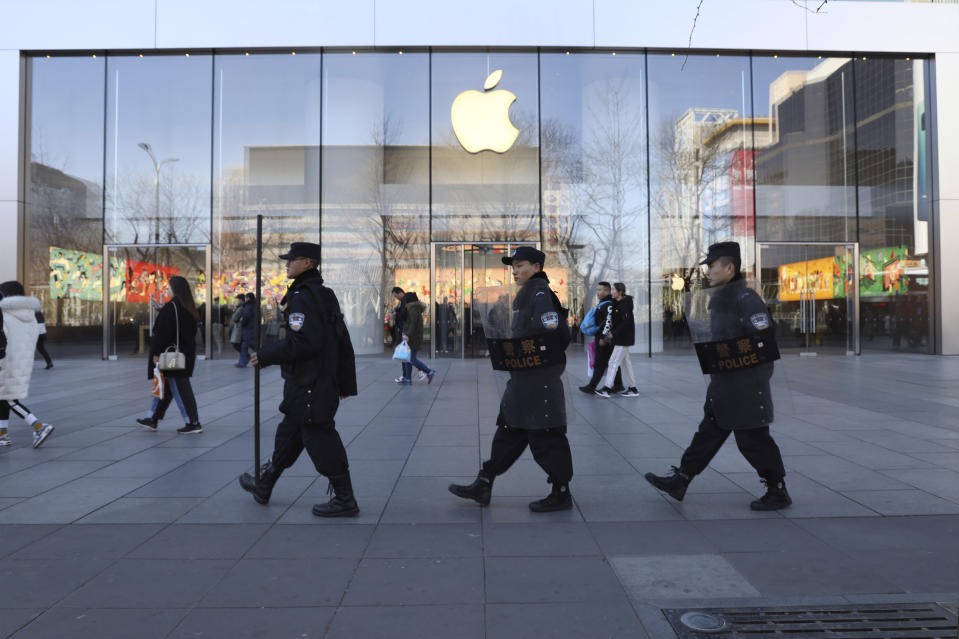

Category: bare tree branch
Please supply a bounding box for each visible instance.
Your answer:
[681,0,705,72]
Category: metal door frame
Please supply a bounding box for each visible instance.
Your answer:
[430,242,540,360]
[102,243,213,360]
[757,241,860,356]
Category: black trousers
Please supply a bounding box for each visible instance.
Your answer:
[35,335,53,366]
[154,377,200,424]
[481,424,574,485]
[679,412,785,483]
[587,342,621,389]
[0,400,31,421]
[271,418,349,478]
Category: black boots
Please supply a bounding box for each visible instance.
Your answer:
[529,482,573,512]
[750,478,792,511]
[238,462,282,505]
[312,472,360,517]
[448,473,494,506]
[644,466,691,502]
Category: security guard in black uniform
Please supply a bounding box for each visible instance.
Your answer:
[448,246,574,512]
[645,242,792,511]
[238,242,360,517]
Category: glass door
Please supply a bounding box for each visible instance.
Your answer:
[432,244,464,358]
[758,242,859,355]
[432,242,538,359]
[103,244,212,360]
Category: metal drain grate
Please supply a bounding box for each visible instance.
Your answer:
[663,603,958,638]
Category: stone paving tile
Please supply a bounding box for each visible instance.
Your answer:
[168,607,332,639]
[246,524,373,559]
[364,523,483,557]
[611,554,761,599]
[0,608,41,638]
[75,497,203,524]
[10,607,187,639]
[201,558,357,607]
[327,605,484,639]
[483,522,601,557]
[343,557,484,605]
[2,355,958,635]
[11,524,163,560]
[0,558,113,608]
[0,477,150,524]
[486,601,649,639]
[486,556,627,603]
[60,559,234,609]
[126,523,269,559]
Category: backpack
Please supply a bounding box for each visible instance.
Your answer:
[580,300,611,336]
[548,289,571,349]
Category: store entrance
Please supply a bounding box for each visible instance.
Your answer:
[102,244,212,360]
[758,242,859,355]
[431,243,536,359]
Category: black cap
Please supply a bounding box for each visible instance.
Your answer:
[700,241,741,267]
[501,246,546,267]
[278,242,321,261]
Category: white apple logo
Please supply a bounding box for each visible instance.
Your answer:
[451,69,520,154]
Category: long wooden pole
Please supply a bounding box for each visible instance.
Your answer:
[254,214,263,481]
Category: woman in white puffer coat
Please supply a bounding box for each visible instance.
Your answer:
[0,281,54,448]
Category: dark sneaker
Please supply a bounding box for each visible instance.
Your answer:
[177,423,203,435]
[594,387,612,398]
[448,474,493,506]
[644,467,690,502]
[578,385,595,394]
[427,369,436,384]
[529,484,573,512]
[137,417,159,432]
[44,363,54,370]
[750,479,792,511]
[620,387,640,397]
[610,385,626,393]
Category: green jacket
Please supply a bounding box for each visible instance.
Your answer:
[404,298,427,350]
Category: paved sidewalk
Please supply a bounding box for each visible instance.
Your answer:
[1,351,957,638]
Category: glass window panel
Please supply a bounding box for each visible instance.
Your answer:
[322,51,430,355]
[105,54,212,244]
[754,55,857,242]
[213,52,321,357]
[648,53,752,352]
[540,51,649,353]
[855,58,933,353]
[24,56,105,356]
[430,51,539,242]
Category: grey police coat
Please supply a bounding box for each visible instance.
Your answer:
[704,279,775,430]
[496,273,567,430]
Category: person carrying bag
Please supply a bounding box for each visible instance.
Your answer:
[137,275,203,434]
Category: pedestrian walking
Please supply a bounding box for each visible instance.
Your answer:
[448,246,574,512]
[644,242,791,510]
[34,309,53,369]
[579,281,619,394]
[0,281,55,448]
[238,242,360,517]
[137,275,203,434]
[397,292,436,384]
[229,293,245,353]
[236,292,257,368]
[595,282,638,398]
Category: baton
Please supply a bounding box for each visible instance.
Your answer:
[254,214,263,482]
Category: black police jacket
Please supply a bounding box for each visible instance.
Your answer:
[704,278,774,430]
[498,272,567,430]
[258,269,358,425]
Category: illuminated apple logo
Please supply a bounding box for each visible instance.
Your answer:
[451,69,519,154]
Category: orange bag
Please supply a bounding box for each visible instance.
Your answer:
[151,367,165,399]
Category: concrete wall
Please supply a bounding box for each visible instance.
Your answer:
[2,0,958,351]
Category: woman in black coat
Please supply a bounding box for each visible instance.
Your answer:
[136,275,203,434]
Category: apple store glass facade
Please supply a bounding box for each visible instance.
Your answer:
[22,50,935,358]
